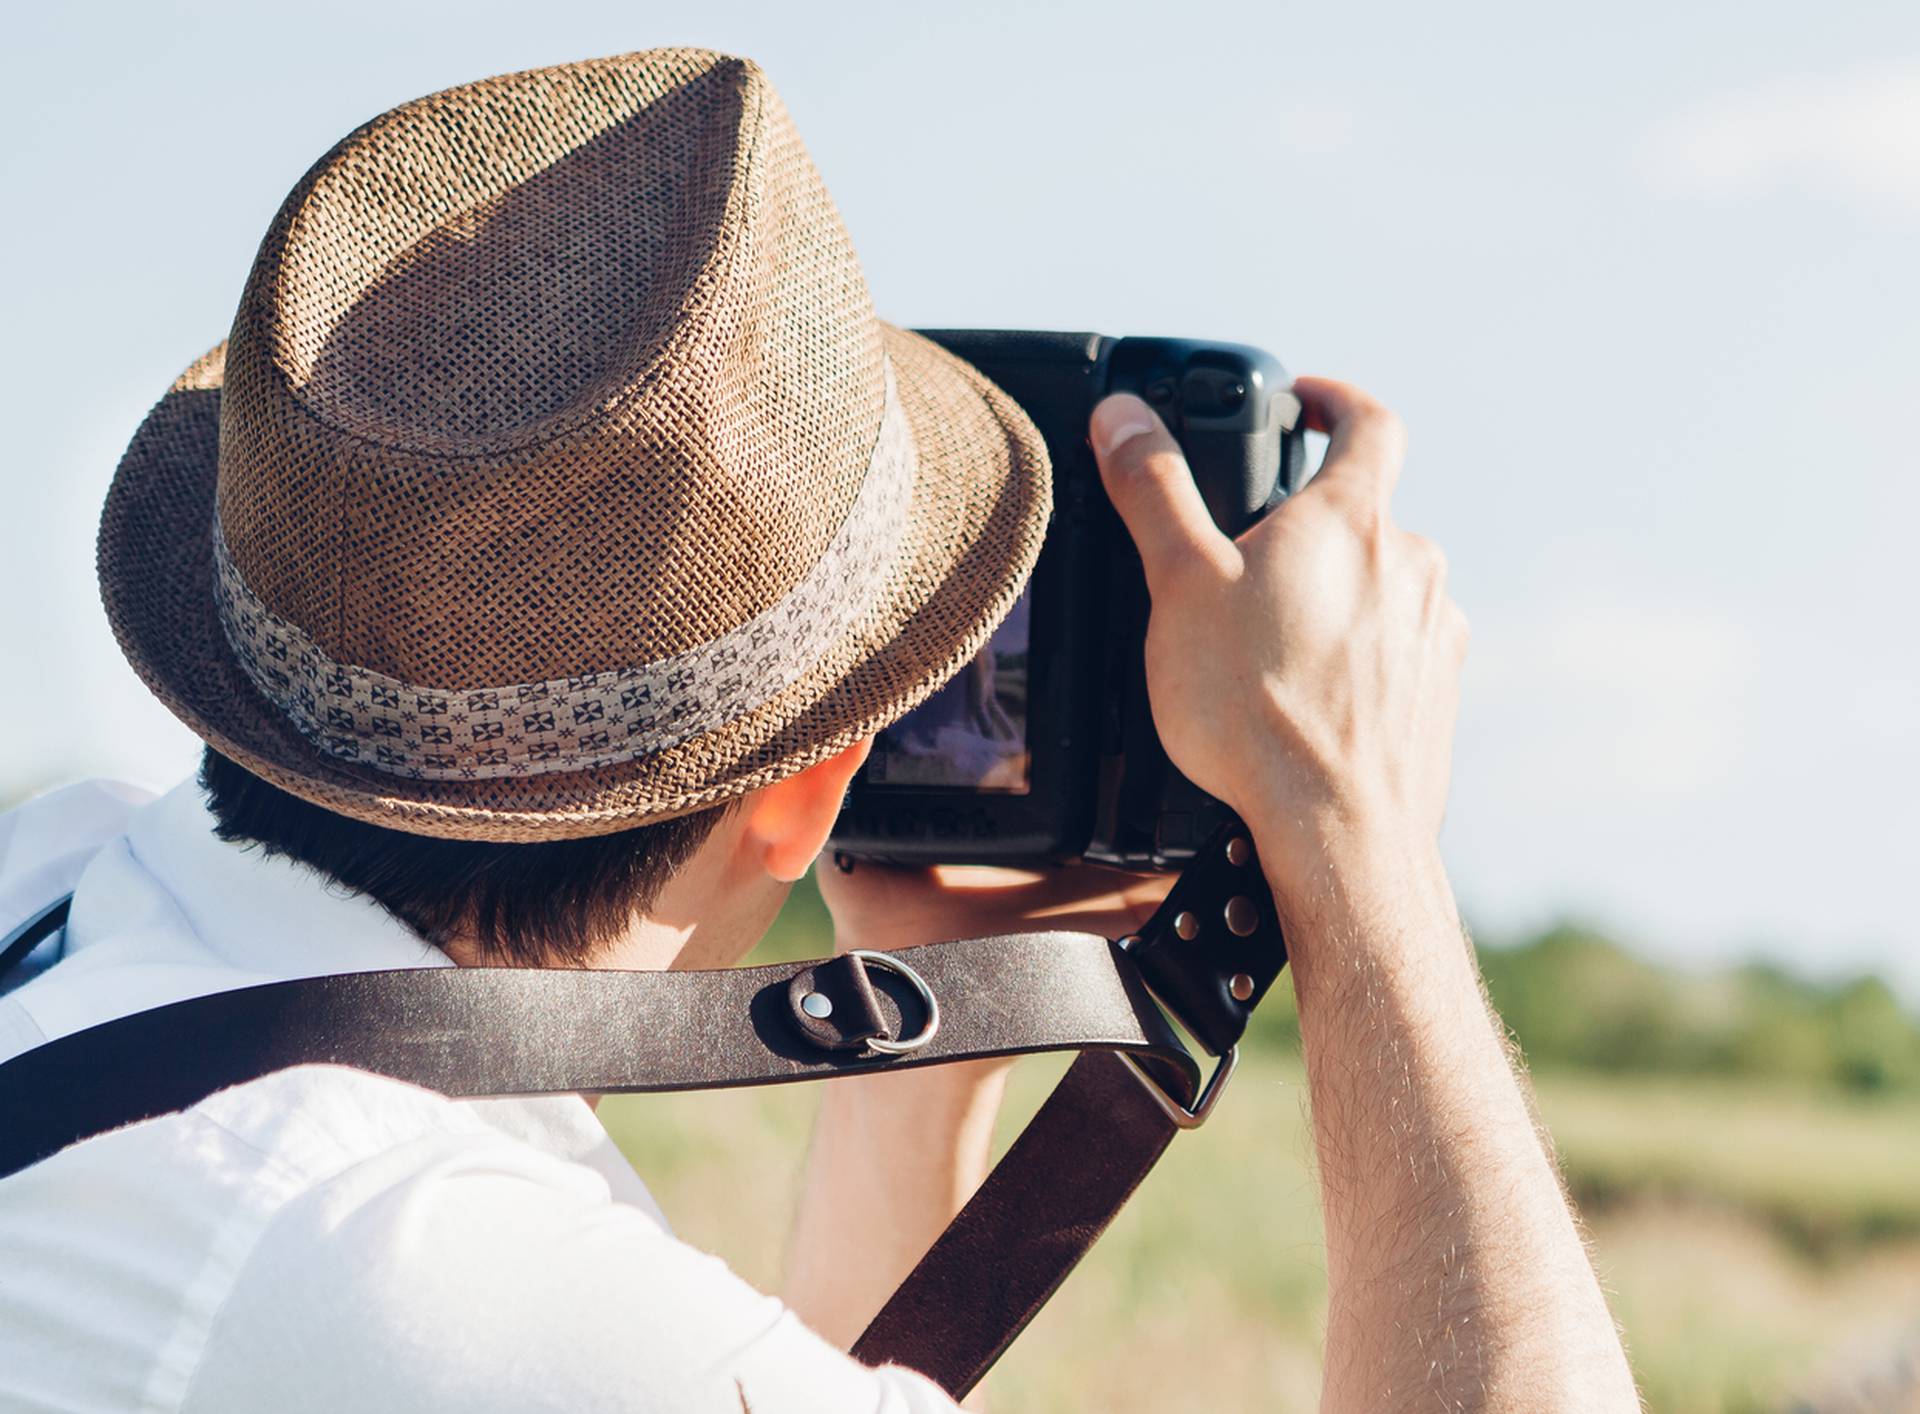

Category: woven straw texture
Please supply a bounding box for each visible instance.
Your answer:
[97,50,1051,840]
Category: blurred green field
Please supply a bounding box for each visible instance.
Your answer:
[602,1055,1920,1413]
[598,880,1920,1413]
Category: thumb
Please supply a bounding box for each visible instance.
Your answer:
[1089,394,1234,593]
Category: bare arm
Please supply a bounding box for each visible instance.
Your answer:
[783,1053,1008,1351]
[1090,380,1639,1412]
[787,866,1167,1353]
[1285,838,1633,1410]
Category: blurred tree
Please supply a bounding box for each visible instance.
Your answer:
[1478,924,1920,1093]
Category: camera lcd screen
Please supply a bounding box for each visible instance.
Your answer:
[865,591,1031,793]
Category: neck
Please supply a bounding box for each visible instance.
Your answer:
[438,826,789,974]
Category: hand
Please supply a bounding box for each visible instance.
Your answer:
[1088,379,1468,913]
[817,858,1170,955]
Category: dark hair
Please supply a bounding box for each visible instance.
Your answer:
[199,749,729,966]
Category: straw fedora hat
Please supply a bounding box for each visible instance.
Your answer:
[98,49,1051,842]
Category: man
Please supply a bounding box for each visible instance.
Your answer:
[0,49,1638,1412]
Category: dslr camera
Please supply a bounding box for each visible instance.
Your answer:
[831,330,1306,869]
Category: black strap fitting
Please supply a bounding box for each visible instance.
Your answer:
[1122,819,1288,1056]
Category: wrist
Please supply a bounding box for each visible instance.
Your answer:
[1249,812,1457,972]
[1242,795,1413,883]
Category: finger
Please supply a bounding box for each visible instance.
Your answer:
[1089,394,1234,592]
[818,858,1169,949]
[1291,376,1407,510]
[937,866,1169,939]
[931,863,1169,917]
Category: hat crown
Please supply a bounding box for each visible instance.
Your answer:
[215,49,886,688]
[99,47,1050,836]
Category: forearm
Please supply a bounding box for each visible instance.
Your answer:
[784,1057,1010,1351]
[1281,831,1638,1413]
[801,860,1166,1356]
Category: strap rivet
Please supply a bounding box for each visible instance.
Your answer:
[800,991,834,1019]
[1173,911,1200,941]
[1225,836,1251,866]
[1229,973,1256,1002]
[1224,896,1258,937]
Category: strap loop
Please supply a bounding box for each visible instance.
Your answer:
[783,950,942,1057]
[845,950,941,1056]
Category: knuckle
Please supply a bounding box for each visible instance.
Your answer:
[1366,511,1392,553]
[1402,530,1446,576]
[1283,486,1338,527]
[1341,387,1385,418]
[1145,553,1199,599]
[1448,602,1471,652]
[1352,398,1407,449]
[1323,482,1383,538]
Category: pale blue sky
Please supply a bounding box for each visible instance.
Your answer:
[4,1,1916,990]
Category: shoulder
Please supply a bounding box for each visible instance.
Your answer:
[183,1072,956,1413]
[5,1065,956,1413]
[0,1065,641,1410]
[189,1063,619,1193]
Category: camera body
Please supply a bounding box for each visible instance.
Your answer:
[830,330,1306,869]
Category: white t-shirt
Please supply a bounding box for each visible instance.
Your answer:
[0,780,956,1413]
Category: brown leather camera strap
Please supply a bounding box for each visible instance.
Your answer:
[0,824,1286,1400]
[852,1049,1189,1391]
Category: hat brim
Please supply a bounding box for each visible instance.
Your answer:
[97,325,1052,841]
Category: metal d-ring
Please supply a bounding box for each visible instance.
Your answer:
[845,949,942,1056]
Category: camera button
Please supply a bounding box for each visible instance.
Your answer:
[1180,367,1248,417]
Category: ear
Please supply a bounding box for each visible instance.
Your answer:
[739,737,873,883]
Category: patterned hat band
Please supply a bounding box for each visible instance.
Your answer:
[212,360,917,783]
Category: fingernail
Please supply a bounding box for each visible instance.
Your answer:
[1090,394,1156,460]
